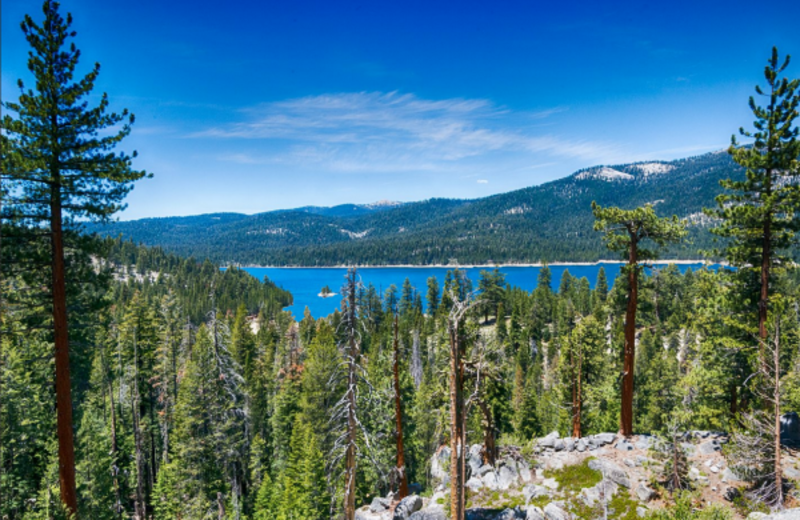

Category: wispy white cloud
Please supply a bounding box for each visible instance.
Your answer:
[193,91,621,172]
[477,179,489,184]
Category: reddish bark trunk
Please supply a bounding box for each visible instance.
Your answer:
[620,238,638,437]
[449,322,465,520]
[51,178,78,516]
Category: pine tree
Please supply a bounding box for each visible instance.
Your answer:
[592,202,687,436]
[706,47,800,354]
[1,2,148,512]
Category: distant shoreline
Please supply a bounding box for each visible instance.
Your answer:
[225,259,720,269]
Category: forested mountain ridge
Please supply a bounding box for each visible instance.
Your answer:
[90,150,743,265]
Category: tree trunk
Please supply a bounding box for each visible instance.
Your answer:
[572,341,583,439]
[50,177,78,516]
[449,322,465,520]
[760,216,771,372]
[393,314,409,499]
[620,239,638,437]
[479,400,496,466]
[344,273,358,520]
[773,325,783,506]
[132,330,147,520]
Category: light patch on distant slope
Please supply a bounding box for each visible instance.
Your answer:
[504,205,530,215]
[633,162,675,176]
[576,167,634,181]
[362,200,403,210]
[340,228,372,239]
[247,227,290,236]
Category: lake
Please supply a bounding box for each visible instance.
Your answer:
[237,263,712,319]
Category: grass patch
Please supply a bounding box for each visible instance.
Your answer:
[544,458,603,494]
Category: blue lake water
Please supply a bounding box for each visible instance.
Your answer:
[238,263,712,319]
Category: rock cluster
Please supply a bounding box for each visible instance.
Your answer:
[357,428,800,520]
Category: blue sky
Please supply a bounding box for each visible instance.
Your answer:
[2,0,799,220]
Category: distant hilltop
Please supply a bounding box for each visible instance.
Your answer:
[88,150,743,266]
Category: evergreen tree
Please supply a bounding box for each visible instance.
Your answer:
[592,202,687,436]
[1,2,148,512]
[706,47,800,353]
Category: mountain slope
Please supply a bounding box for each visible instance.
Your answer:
[91,151,742,265]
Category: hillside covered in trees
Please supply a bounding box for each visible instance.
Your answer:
[90,151,743,266]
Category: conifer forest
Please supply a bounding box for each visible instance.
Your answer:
[3,2,800,520]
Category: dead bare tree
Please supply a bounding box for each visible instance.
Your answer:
[465,333,504,466]
[329,268,383,520]
[393,313,410,499]
[728,319,786,508]
[446,276,481,520]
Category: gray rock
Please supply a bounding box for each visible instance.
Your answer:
[357,509,389,520]
[498,465,518,490]
[624,458,636,468]
[763,508,800,519]
[634,436,653,450]
[636,482,655,502]
[468,445,484,475]
[553,439,565,451]
[785,466,800,480]
[431,447,450,485]
[781,412,800,447]
[393,495,423,520]
[466,476,484,491]
[637,506,648,518]
[681,442,697,456]
[635,455,649,466]
[616,439,635,452]
[539,431,559,448]
[409,507,446,520]
[544,502,570,520]
[518,459,533,483]
[482,471,499,490]
[526,506,546,520]
[542,477,559,490]
[721,467,742,483]
[564,437,575,452]
[588,459,631,488]
[594,433,617,446]
[580,479,618,506]
[477,464,494,477]
[746,514,768,520]
[370,496,391,513]
[523,484,550,503]
[689,467,701,480]
[698,439,722,455]
[576,438,587,452]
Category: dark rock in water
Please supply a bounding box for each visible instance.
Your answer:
[495,508,526,520]
[393,495,423,520]
[781,412,800,446]
[370,496,391,513]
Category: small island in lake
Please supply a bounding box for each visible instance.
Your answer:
[318,285,336,298]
